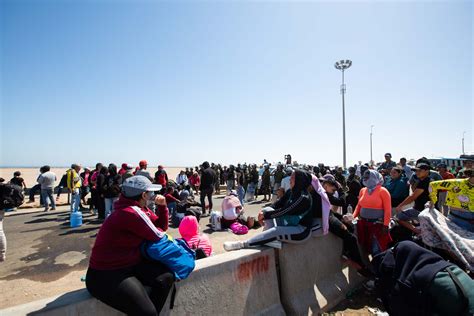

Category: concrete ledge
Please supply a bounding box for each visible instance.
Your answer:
[2,234,364,316]
[2,248,285,316]
[278,233,365,315]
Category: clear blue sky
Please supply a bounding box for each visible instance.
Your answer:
[1,0,472,167]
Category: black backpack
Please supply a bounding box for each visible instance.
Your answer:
[191,238,208,260]
[0,183,24,210]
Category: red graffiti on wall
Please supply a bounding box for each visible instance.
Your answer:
[237,255,269,281]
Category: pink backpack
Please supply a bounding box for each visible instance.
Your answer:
[230,222,248,235]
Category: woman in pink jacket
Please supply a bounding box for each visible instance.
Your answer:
[179,215,212,258]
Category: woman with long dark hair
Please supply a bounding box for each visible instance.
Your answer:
[224,169,313,250]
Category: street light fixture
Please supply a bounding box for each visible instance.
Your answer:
[334,59,352,169]
[462,131,466,154]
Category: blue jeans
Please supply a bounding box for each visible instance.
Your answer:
[41,188,56,210]
[71,189,81,213]
[104,197,118,218]
[237,185,245,205]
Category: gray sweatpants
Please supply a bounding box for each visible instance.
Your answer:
[247,218,311,246]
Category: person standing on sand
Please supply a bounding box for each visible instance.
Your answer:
[67,164,82,213]
[89,163,103,214]
[96,166,108,220]
[80,168,91,207]
[122,164,134,182]
[135,160,153,181]
[103,164,122,218]
[38,166,57,212]
[200,161,216,216]
[118,163,128,176]
[154,165,168,188]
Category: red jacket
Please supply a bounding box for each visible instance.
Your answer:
[189,174,200,186]
[89,196,169,270]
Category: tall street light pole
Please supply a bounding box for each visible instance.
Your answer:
[370,125,374,165]
[335,59,352,169]
[462,131,466,154]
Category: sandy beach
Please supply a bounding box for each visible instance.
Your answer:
[0,167,185,188]
[0,167,186,208]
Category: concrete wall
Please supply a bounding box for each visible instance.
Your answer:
[1,235,364,316]
[278,234,365,315]
[2,248,284,316]
[160,248,284,316]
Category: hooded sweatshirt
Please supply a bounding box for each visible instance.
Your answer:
[178,216,212,257]
[264,169,313,228]
[200,162,216,190]
[104,164,122,199]
[353,170,391,226]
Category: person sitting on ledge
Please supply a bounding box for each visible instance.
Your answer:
[223,169,313,251]
[86,176,173,316]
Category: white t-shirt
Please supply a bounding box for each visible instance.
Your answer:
[38,171,57,189]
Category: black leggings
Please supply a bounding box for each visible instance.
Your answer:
[329,212,364,267]
[86,261,174,316]
[200,188,213,213]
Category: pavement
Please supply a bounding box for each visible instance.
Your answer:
[0,192,267,309]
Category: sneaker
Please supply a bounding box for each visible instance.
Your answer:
[50,208,56,211]
[44,208,49,212]
[223,241,245,251]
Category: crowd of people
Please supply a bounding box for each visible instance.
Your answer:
[0,153,473,315]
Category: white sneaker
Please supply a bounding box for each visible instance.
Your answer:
[223,241,244,251]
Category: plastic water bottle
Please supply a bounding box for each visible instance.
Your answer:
[210,211,222,231]
[70,211,83,228]
[347,204,353,215]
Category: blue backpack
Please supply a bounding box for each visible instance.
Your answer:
[141,234,196,280]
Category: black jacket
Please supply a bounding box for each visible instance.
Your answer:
[200,167,216,191]
[372,241,452,316]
